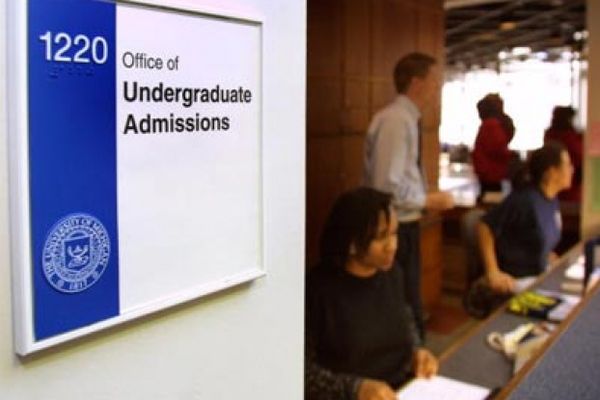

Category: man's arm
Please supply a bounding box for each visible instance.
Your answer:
[425,191,454,211]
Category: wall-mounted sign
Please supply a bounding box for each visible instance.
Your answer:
[8,0,264,355]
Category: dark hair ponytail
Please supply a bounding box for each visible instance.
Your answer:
[510,141,566,189]
[509,156,529,190]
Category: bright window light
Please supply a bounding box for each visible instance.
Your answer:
[440,58,586,152]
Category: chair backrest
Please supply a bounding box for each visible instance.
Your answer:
[461,208,486,286]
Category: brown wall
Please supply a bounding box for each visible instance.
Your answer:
[307,0,445,266]
[583,0,600,239]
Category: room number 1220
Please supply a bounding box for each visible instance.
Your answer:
[38,31,108,64]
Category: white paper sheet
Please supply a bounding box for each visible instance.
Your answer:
[397,375,490,400]
[513,276,537,293]
[536,289,581,321]
[564,257,585,280]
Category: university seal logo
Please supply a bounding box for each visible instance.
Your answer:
[42,213,111,293]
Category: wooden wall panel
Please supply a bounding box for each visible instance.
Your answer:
[582,0,600,238]
[422,126,441,190]
[343,0,371,77]
[419,7,444,189]
[307,0,343,77]
[342,78,370,135]
[417,8,445,59]
[306,137,344,265]
[307,78,342,136]
[371,1,418,80]
[343,78,369,108]
[341,135,365,191]
[307,0,446,289]
[369,80,395,117]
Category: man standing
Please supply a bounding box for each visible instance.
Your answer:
[363,52,453,341]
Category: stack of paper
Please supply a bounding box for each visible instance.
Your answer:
[535,289,581,321]
[397,375,490,400]
[563,260,600,293]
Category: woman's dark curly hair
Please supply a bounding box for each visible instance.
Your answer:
[318,187,393,271]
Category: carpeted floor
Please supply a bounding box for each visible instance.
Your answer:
[425,292,479,356]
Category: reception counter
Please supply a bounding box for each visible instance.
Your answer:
[437,244,599,399]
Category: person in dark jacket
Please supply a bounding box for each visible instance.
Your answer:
[305,187,437,400]
[472,93,516,198]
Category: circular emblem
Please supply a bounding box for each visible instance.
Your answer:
[42,213,111,293]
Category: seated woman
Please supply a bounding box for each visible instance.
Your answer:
[305,187,437,400]
[477,142,574,294]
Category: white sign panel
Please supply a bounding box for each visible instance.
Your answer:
[8,0,264,355]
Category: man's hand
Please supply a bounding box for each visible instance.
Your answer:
[425,191,454,211]
[357,378,396,400]
[487,269,516,294]
[413,348,438,378]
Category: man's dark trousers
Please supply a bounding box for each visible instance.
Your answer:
[396,220,425,342]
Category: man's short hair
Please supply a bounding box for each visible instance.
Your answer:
[393,52,436,94]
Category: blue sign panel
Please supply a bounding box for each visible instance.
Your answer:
[10,0,264,354]
[28,0,119,340]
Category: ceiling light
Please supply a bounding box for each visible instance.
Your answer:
[561,51,573,61]
[478,32,497,41]
[512,47,531,56]
[574,31,588,41]
[499,21,517,31]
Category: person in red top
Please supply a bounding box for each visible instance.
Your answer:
[472,93,515,198]
[544,106,583,202]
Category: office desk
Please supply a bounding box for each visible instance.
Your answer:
[506,282,600,400]
[438,245,598,399]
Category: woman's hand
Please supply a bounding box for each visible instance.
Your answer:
[487,269,516,294]
[357,378,396,400]
[413,348,438,378]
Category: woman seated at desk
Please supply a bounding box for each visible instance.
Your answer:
[305,187,437,400]
[477,142,574,294]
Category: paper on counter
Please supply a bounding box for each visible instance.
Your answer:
[565,260,585,281]
[513,276,537,293]
[535,289,581,322]
[397,375,490,400]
